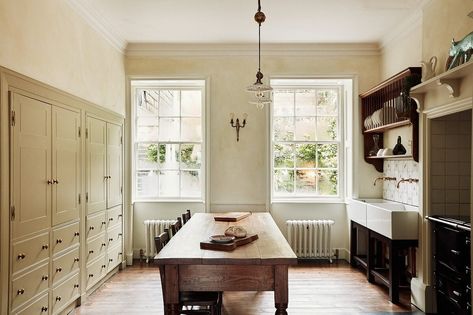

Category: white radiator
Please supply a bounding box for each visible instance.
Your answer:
[143,219,176,262]
[286,220,335,262]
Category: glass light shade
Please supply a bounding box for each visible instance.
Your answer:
[247,82,272,109]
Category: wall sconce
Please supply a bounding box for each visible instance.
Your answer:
[230,113,247,142]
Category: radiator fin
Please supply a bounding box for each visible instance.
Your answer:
[143,219,176,261]
[286,220,335,261]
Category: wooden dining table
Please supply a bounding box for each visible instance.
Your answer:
[155,212,298,315]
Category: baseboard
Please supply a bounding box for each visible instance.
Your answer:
[410,277,435,313]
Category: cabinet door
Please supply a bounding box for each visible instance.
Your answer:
[86,117,107,214]
[106,123,122,208]
[11,93,52,238]
[52,106,81,225]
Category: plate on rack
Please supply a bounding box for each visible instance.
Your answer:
[209,235,235,244]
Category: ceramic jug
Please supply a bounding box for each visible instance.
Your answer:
[421,56,437,82]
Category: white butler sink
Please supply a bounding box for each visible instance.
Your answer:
[366,202,418,240]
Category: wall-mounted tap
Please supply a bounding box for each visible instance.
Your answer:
[373,176,396,186]
[396,178,419,189]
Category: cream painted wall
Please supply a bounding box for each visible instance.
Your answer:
[0,0,125,115]
[126,53,381,257]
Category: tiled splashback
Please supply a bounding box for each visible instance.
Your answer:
[383,160,420,206]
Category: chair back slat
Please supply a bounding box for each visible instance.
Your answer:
[182,209,191,224]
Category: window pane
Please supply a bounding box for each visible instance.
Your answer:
[295,90,316,116]
[137,143,158,170]
[273,91,294,116]
[274,144,294,168]
[181,170,201,197]
[136,116,158,142]
[317,90,338,116]
[159,118,180,141]
[274,169,294,194]
[158,90,180,117]
[137,91,159,116]
[295,117,316,141]
[181,90,202,117]
[136,170,158,198]
[274,117,294,141]
[180,144,201,169]
[318,170,338,196]
[159,170,180,197]
[296,144,316,168]
[158,144,180,169]
[317,144,338,168]
[296,170,316,194]
[316,117,338,140]
[181,118,201,142]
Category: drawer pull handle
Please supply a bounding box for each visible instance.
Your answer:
[56,296,61,302]
[42,244,49,250]
[89,226,95,230]
[109,238,114,242]
[119,252,123,256]
[88,274,94,278]
[56,267,62,273]
[101,243,106,247]
[47,180,53,185]
[74,284,79,288]
[102,221,107,225]
[41,307,48,312]
[17,253,26,260]
[74,257,80,262]
[109,258,113,262]
[56,239,63,244]
[42,275,48,281]
[118,233,122,237]
[451,249,461,255]
[17,289,25,295]
[453,290,461,297]
[89,250,94,254]
[109,218,113,221]
[102,264,106,268]
[53,179,59,184]
[74,232,80,237]
[118,214,123,218]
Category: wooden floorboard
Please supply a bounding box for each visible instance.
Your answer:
[73,261,421,314]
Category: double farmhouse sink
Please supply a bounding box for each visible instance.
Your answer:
[348,198,418,240]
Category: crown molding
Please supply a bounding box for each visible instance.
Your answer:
[65,0,127,53]
[125,43,381,57]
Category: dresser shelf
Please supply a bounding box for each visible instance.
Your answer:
[366,154,413,160]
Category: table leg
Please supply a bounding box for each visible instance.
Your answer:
[274,265,288,315]
[389,242,400,304]
[164,265,180,315]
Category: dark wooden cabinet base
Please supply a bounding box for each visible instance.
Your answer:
[350,220,418,304]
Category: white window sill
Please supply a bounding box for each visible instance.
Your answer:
[133,199,204,204]
[271,198,346,204]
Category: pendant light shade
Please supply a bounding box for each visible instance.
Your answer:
[246,0,272,109]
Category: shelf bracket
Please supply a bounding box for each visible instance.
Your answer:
[436,78,460,98]
[410,93,424,113]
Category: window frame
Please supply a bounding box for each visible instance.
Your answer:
[269,80,346,203]
[131,79,207,203]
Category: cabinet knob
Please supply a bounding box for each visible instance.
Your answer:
[17,253,26,260]
[41,307,48,312]
[53,179,59,184]
[17,289,25,295]
[47,180,53,185]
[56,239,63,244]
[42,244,49,250]
[56,267,62,273]
[88,274,94,278]
[42,275,48,281]
[74,232,80,237]
[56,296,62,302]
[109,258,113,262]
[89,226,95,230]
[101,243,106,247]
[119,252,123,256]
[109,218,114,221]
[74,257,80,262]
[88,250,94,254]
[101,264,106,268]
[109,238,114,242]
[74,284,79,288]
[102,221,107,225]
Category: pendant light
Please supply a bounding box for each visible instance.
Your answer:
[246,0,272,110]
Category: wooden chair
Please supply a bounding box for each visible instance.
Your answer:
[155,232,222,315]
[182,209,191,224]
[170,218,182,236]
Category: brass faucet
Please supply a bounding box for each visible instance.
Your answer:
[396,178,419,188]
[373,177,396,186]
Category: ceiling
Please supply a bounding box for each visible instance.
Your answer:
[70,0,425,48]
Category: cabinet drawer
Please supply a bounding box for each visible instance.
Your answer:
[52,246,80,285]
[52,273,80,315]
[12,293,49,315]
[435,225,468,273]
[437,272,467,305]
[86,255,107,290]
[86,232,107,264]
[12,232,49,274]
[52,221,80,255]
[107,224,123,248]
[107,244,123,272]
[11,262,49,311]
[107,205,122,229]
[86,211,107,239]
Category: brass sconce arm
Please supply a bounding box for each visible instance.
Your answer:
[230,113,247,142]
[373,176,397,186]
